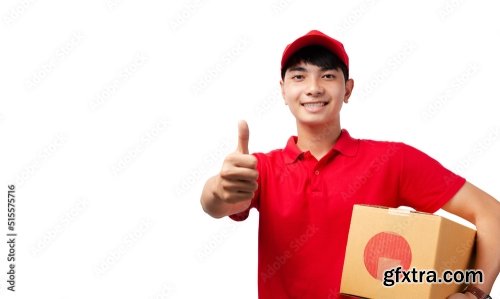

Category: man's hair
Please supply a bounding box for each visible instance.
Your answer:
[281,45,349,81]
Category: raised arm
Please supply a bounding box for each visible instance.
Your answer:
[200,121,259,218]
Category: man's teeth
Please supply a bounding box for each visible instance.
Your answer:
[303,102,326,107]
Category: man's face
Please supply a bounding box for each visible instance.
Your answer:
[280,62,354,128]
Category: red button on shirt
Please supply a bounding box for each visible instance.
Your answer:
[230,129,465,299]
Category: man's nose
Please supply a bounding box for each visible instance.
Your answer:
[306,77,324,96]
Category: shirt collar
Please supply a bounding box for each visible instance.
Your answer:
[283,129,359,164]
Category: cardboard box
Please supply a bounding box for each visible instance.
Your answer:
[340,205,476,299]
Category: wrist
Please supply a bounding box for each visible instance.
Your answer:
[465,292,481,299]
[463,285,492,299]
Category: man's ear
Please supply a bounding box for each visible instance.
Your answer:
[343,79,354,103]
[280,79,287,105]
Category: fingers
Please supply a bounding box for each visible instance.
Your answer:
[217,154,259,204]
[222,191,255,203]
[220,165,259,181]
[237,120,250,154]
[218,179,258,203]
[226,152,257,169]
[220,179,258,193]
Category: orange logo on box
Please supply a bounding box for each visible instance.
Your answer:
[363,232,412,280]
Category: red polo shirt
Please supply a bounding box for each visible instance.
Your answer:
[230,129,465,299]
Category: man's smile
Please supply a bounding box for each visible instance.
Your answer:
[301,101,329,112]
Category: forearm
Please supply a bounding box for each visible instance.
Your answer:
[200,175,251,218]
[442,182,500,297]
[471,215,500,292]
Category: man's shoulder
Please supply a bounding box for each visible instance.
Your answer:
[356,136,407,154]
[355,137,434,168]
[252,148,284,161]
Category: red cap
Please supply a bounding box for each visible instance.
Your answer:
[281,30,349,70]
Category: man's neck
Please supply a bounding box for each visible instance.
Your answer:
[296,122,342,160]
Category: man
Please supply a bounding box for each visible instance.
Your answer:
[200,30,499,298]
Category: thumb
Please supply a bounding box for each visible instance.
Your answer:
[237,120,249,154]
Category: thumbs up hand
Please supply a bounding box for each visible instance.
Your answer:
[237,120,250,154]
[215,121,259,204]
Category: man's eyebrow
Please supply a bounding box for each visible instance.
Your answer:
[320,67,336,71]
[288,66,306,72]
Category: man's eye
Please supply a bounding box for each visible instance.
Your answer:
[323,74,336,79]
[292,75,304,80]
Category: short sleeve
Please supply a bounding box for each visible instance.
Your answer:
[228,153,262,221]
[398,144,466,213]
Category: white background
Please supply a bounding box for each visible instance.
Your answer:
[0,0,499,298]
